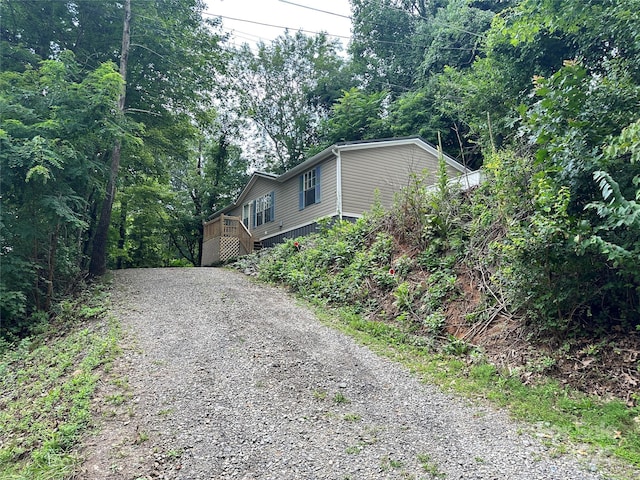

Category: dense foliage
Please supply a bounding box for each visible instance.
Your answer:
[1,0,234,337]
[1,54,126,330]
[254,0,640,334]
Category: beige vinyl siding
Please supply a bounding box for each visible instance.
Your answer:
[264,157,337,241]
[341,143,460,215]
[229,158,337,241]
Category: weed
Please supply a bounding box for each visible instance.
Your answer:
[381,456,404,470]
[79,304,108,319]
[442,335,471,356]
[166,448,183,459]
[134,431,149,444]
[393,282,416,312]
[313,389,327,400]
[105,393,126,405]
[333,392,350,404]
[423,312,445,335]
[345,444,363,454]
[111,376,130,389]
[345,430,379,454]
[525,355,557,374]
[581,343,602,357]
[417,453,445,478]
[343,413,361,422]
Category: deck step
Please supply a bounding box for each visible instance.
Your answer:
[253,241,263,252]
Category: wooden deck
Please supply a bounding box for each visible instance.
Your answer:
[202,215,253,265]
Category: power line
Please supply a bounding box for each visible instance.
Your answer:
[207,12,413,49]
[202,11,351,40]
[278,0,352,19]
[205,11,484,50]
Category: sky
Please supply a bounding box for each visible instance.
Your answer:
[204,0,353,49]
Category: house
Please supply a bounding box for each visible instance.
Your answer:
[201,136,479,265]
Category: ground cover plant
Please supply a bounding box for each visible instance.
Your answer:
[0,284,120,479]
[238,153,640,471]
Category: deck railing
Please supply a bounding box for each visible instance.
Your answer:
[203,214,253,258]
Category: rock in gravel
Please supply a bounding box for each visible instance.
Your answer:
[79,267,634,480]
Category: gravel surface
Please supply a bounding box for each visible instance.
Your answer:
[81,267,618,479]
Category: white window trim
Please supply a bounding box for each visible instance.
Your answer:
[242,203,251,228]
[255,193,272,227]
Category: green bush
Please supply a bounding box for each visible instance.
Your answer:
[256,136,638,341]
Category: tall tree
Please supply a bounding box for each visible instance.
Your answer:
[229,31,347,173]
[349,0,424,95]
[0,54,124,331]
[320,88,391,144]
[417,0,495,76]
[89,0,131,277]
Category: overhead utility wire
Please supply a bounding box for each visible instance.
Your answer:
[279,0,484,39]
[201,12,351,39]
[206,12,407,49]
[210,15,474,51]
[278,0,352,19]
[124,10,478,53]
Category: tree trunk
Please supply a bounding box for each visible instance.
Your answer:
[45,223,60,311]
[89,0,130,277]
[116,198,128,269]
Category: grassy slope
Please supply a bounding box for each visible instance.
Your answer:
[0,286,120,479]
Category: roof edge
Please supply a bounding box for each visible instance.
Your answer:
[208,171,279,219]
[209,136,472,219]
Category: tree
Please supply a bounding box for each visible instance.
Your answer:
[386,84,472,165]
[0,54,124,333]
[229,31,347,173]
[417,0,494,76]
[321,88,391,144]
[89,0,131,277]
[162,128,248,267]
[349,0,425,95]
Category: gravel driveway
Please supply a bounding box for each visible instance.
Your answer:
[81,267,614,479]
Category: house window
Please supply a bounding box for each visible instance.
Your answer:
[299,165,321,210]
[253,192,274,227]
[242,203,250,228]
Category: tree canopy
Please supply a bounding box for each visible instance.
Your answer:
[229,31,348,173]
[0,0,231,335]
